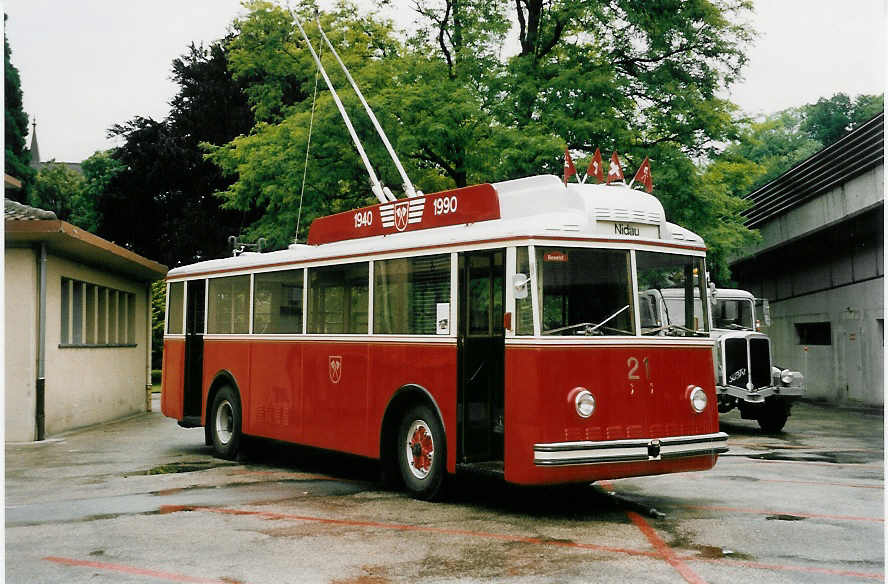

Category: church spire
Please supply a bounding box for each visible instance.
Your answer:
[28,116,40,169]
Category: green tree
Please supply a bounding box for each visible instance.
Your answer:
[802,92,883,146]
[28,162,85,222]
[151,280,166,369]
[95,38,255,267]
[210,0,757,275]
[4,14,34,199]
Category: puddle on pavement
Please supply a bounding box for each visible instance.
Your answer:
[746,450,877,464]
[6,478,368,527]
[766,514,806,521]
[127,460,237,476]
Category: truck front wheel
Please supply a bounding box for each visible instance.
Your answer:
[757,400,790,433]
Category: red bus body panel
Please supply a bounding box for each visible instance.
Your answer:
[160,339,185,420]
[504,343,719,484]
[186,339,459,472]
[162,337,720,485]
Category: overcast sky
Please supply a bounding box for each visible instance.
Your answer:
[3,0,885,163]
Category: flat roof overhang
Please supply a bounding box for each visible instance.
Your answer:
[5,220,168,282]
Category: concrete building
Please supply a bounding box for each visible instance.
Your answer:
[5,200,167,441]
[730,113,883,406]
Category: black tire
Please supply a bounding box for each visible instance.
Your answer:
[757,402,789,433]
[209,385,242,459]
[397,404,446,500]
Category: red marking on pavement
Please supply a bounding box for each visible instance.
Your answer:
[181,505,661,559]
[162,505,884,581]
[44,556,238,584]
[685,504,883,523]
[627,512,708,584]
[681,555,884,581]
[229,470,339,480]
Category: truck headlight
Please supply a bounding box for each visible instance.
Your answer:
[688,386,708,413]
[574,390,596,418]
[780,369,794,385]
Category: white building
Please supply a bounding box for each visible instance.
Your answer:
[730,113,883,406]
[5,199,167,441]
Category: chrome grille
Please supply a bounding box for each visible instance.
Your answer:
[723,336,771,389]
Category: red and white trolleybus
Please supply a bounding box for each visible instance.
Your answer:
[161,174,728,499]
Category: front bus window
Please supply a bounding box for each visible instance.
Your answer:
[636,251,709,336]
[537,247,634,336]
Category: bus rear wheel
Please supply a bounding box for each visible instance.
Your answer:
[397,404,446,500]
[210,385,241,460]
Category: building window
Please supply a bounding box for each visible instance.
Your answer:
[60,277,137,347]
[795,322,831,345]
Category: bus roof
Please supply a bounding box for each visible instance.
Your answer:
[168,174,705,279]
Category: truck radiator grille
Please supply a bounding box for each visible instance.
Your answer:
[724,337,771,389]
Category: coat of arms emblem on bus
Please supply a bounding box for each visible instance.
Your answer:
[329,356,342,384]
[380,198,424,232]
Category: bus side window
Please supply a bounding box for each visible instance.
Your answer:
[207,276,250,334]
[254,270,304,334]
[515,247,534,335]
[167,281,185,334]
[374,254,450,334]
[308,263,369,334]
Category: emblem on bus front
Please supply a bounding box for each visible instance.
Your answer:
[329,356,342,384]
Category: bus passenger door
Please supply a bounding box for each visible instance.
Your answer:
[458,250,505,464]
[183,279,205,422]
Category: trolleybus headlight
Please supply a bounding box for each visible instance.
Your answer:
[780,369,794,385]
[688,386,707,413]
[574,390,596,418]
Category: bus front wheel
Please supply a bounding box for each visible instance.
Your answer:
[210,386,242,460]
[397,404,446,500]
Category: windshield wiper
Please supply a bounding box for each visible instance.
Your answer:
[642,323,708,337]
[543,305,631,336]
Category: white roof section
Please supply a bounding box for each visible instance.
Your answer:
[168,174,706,278]
[714,288,754,300]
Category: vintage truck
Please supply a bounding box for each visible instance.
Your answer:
[640,287,805,432]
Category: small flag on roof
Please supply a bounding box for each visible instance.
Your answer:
[563,147,577,185]
[586,148,604,183]
[631,157,653,193]
[606,151,624,184]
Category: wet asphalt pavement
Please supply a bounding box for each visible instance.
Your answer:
[5,397,884,583]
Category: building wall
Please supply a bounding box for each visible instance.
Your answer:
[765,278,883,405]
[733,165,884,407]
[5,247,38,442]
[43,255,150,436]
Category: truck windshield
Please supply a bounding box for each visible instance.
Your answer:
[714,299,754,330]
[537,247,634,336]
[636,251,709,336]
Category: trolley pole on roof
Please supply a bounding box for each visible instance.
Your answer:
[315,15,418,199]
[288,6,391,204]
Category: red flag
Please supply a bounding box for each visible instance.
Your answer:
[606,151,624,184]
[632,157,653,193]
[563,148,577,185]
[586,148,604,183]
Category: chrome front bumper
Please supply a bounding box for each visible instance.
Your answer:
[533,432,729,466]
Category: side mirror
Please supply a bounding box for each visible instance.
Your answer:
[513,273,530,300]
[708,282,718,307]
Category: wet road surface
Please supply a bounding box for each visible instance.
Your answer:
[6,398,883,583]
